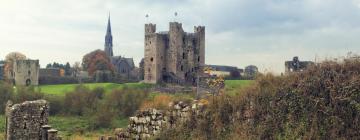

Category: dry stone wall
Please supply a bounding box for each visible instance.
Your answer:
[5,100,61,140]
[102,100,207,140]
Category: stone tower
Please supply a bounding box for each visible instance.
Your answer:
[144,22,205,84]
[104,15,114,57]
[11,59,40,86]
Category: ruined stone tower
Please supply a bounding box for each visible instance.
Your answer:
[10,60,40,86]
[104,15,114,57]
[144,22,205,84]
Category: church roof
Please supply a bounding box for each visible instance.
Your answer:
[125,58,135,68]
[111,56,135,69]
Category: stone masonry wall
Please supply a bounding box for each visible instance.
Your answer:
[144,22,205,84]
[101,100,207,140]
[12,59,40,86]
[5,100,61,140]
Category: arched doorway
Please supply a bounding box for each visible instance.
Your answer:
[25,79,31,86]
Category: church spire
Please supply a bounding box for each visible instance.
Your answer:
[104,13,114,57]
[106,13,112,36]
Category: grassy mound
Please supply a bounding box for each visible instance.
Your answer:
[156,58,360,140]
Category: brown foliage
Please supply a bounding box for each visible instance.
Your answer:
[140,94,173,110]
[3,52,26,79]
[157,58,360,139]
[82,50,114,76]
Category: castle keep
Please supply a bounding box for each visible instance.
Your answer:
[144,22,205,84]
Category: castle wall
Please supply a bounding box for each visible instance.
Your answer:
[144,24,165,83]
[13,60,40,86]
[144,22,205,84]
[195,26,206,72]
[5,100,49,140]
[168,22,184,79]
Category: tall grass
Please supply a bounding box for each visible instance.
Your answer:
[156,58,360,139]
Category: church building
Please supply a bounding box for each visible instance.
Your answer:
[104,15,136,79]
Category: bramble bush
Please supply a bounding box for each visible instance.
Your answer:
[156,57,360,140]
[105,87,149,117]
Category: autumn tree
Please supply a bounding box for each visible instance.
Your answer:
[82,49,114,76]
[4,52,26,79]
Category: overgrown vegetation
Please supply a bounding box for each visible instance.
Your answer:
[156,58,360,139]
[0,82,153,137]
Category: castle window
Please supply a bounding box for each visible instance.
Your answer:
[198,56,200,62]
[181,65,184,71]
[148,68,151,72]
[182,53,185,59]
[149,41,151,44]
[28,71,31,76]
[150,57,154,62]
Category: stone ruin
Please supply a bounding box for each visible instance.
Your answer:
[100,100,207,140]
[5,100,61,140]
[144,22,205,85]
[285,56,314,74]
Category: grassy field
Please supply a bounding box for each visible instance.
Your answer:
[37,80,252,96]
[37,82,153,96]
[224,80,254,95]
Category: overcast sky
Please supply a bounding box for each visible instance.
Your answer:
[1,0,360,74]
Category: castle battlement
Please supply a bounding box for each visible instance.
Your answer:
[144,22,205,84]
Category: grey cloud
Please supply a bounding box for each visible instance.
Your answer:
[1,0,360,74]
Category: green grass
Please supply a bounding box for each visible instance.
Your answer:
[0,80,253,139]
[37,83,153,96]
[0,115,128,139]
[36,80,251,96]
[224,80,254,95]
[50,115,128,138]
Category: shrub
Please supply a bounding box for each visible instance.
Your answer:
[12,86,44,103]
[140,94,173,110]
[45,95,65,115]
[89,102,115,129]
[157,57,360,139]
[63,85,104,116]
[0,82,13,114]
[106,88,149,117]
